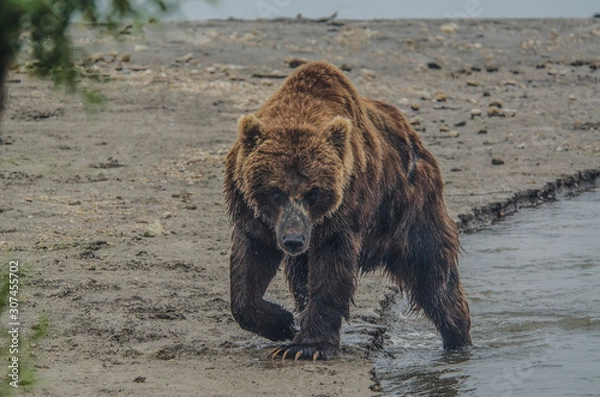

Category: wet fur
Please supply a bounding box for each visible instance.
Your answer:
[224,61,471,358]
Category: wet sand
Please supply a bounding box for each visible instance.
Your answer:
[1,18,599,396]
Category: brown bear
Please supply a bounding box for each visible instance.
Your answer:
[224,61,471,360]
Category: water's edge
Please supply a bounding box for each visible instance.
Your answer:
[456,168,600,232]
[367,167,600,390]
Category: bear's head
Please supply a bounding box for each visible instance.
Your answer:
[235,113,354,255]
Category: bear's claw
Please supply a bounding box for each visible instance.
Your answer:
[267,344,336,361]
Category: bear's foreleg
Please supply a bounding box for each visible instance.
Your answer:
[270,233,358,360]
[284,255,309,313]
[230,227,296,342]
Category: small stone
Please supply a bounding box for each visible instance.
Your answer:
[439,125,449,132]
[449,130,460,138]
[491,158,505,165]
[487,107,501,117]
[176,53,194,63]
[503,79,518,86]
[455,120,467,127]
[120,53,131,63]
[143,221,166,238]
[206,66,217,74]
[68,200,82,206]
[418,91,432,101]
[517,143,526,149]
[410,103,420,111]
[483,91,491,97]
[489,100,503,108]
[133,376,146,383]
[440,23,459,34]
[471,109,483,118]
[502,108,517,117]
[486,65,499,73]
[434,90,447,102]
[89,52,104,63]
[568,95,577,101]
[133,45,148,52]
[466,80,480,87]
[427,62,442,70]
[284,56,308,68]
[360,68,377,79]
[129,65,148,72]
[409,117,422,126]
[340,63,352,72]
[477,129,488,134]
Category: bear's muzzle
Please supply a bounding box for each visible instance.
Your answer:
[276,201,311,255]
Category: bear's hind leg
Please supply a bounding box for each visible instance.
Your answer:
[389,221,472,350]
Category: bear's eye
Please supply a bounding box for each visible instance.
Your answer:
[304,188,320,206]
[270,189,287,206]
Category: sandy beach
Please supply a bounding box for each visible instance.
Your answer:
[1,18,599,396]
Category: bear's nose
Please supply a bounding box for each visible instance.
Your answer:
[282,234,306,253]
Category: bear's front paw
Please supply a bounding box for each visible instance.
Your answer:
[267,343,340,361]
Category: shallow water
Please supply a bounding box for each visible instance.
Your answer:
[374,189,600,397]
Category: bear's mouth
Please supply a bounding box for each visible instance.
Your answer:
[276,201,312,255]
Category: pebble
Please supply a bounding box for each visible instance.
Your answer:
[434,90,448,102]
[89,52,105,63]
[284,56,308,68]
[477,129,488,134]
[466,80,480,87]
[134,45,148,52]
[427,62,442,70]
[503,109,517,117]
[491,158,505,165]
[449,130,460,138]
[410,103,420,111]
[176,53,194,63]
[471,109,483,118]
[503,79,518,86]
[417,91,432,100]
[440,23,459,34]
[206,66,217,74]
[483,91,491,97]
[455,120,467,127]
[340,63,352,72]
[120,53,131,63]
[360,68,377,79]
[440,125,449,132]
[489,100,503,108]
[487,107,501,117]
[569,95,577,101]
[409,117,422,126]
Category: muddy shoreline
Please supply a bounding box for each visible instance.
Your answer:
[1,18,599,396]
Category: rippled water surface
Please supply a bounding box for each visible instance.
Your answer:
[374,189,600,397]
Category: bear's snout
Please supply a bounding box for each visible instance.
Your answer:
[276,201,311,255]
[282,234,306,253]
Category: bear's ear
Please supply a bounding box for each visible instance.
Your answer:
[238,114,263,151]
[325,116,352,159]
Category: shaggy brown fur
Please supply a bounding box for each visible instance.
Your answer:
[224,61,471,360]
